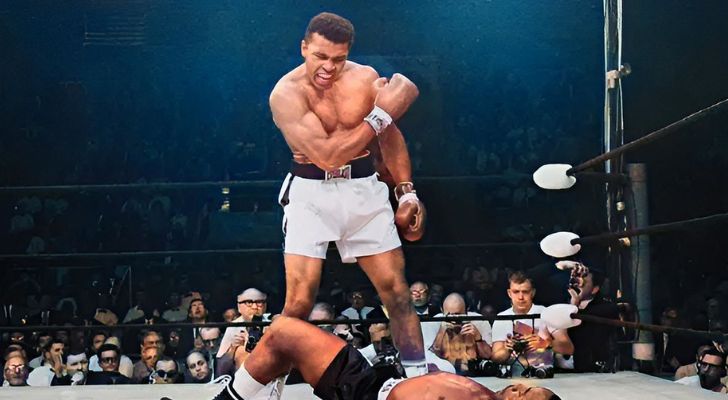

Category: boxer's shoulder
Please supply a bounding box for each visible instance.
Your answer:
[270,75,308,114]
[325,62,378,96]
[343,61,378,81]
[271,72,304,97]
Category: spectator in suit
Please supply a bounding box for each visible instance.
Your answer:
[564,263,620,372]
[176,298,210,358]
[410,281,439,316]
[86,344,131,385]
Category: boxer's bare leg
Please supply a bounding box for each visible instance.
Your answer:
[281,254,323,318]
[242,316,346,386]
[358,248,425,370]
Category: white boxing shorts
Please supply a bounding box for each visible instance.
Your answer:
[378,377,407,400]
[278,172,401,263]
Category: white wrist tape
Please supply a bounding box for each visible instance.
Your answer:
[398,192,419,205]
[364,105,393,136]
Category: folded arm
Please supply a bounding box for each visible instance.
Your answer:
[270,83,377,171]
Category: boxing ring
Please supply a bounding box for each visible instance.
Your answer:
[0,372,723,400]
[2,1,728,400]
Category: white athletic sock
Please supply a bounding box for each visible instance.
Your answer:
[232,364,266,399]
[401,358,428,377]
[252,375,287,400]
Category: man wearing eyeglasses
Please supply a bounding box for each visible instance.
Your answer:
[409,282,438,316]
[85,344,130,385]
[216,288,271,378]
[3,355,29,386]
[151,358,181,384]
[675,347,728,393]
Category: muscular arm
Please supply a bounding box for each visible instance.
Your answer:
[270,83,376,171]
[377,123,412,184]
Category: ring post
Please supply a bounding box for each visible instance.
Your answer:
[627,163,655,370]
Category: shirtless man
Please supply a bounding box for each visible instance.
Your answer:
[269,12,426,376]
[210,316,561,400]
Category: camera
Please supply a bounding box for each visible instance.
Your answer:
[523,364,554,379]
[466,359,500,377]
[446,320,463,335]
[568,263,590,291]
[510,334,529,354]
[569,276,581,291]
[245,315,264,353]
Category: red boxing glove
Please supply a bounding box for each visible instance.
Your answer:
[394,182,426,242]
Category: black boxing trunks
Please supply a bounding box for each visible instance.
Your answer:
[313,345,403,400]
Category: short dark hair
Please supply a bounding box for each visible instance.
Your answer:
[304,12,355,47]
[91,330,108,338]
[43,338,65,353]
[97,344,120,360]
[188,298,204,312]
[156,356,178,371]
[142,330,161,341]
[585,266,605,288]
[508,271,534,287]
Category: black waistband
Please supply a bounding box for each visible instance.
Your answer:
[290,155,375,180]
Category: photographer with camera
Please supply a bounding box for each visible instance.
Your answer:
[216,288,271,378]
[558,260,620,372]
[491,271,573,379]
[429,293,492,375]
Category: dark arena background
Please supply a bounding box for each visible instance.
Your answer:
[1,1,727,398]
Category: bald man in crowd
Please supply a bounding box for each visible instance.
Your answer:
[428,293,492,373]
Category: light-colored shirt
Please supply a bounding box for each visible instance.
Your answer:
[491,304,554,343]
[28,355,44,369]
[162,307,187,322]
[27,365,54,387]
[341,306,374,321]
[217,314,272,358]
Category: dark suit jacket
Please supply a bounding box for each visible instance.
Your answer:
[175,323,204,359]
[568,295,620,372]
[85,370,131,385]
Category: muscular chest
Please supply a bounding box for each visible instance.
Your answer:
[307,87,372,134]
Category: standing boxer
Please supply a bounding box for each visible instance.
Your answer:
[269,12,426,376]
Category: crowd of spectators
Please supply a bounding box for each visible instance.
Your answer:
[3,260,728,395]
